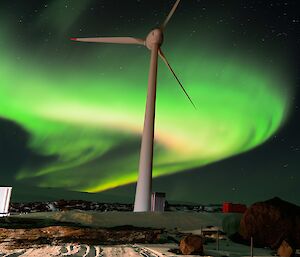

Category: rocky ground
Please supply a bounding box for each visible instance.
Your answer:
[9,200,221,214]
[0,244,160,257]
[2,198,300,256]
[0,218,164,250]
[0,242,277,257]
[9,200,134,213]
[0,243,166,257]
[0,212,224,256]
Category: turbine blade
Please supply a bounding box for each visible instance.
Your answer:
[158,48,196,109]
[70,37,145,45]
[161,0,181,30]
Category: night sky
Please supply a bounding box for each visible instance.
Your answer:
[0,0,299,204]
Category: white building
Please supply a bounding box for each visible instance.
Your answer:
[0,187,12,217]
[151,192,166,212]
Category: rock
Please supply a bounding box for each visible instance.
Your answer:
[239,197,300,250]
[179,234,203,255]
[277,240,294,257]
[0,225,163,249]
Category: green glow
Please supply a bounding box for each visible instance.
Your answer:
[0,19,291,192]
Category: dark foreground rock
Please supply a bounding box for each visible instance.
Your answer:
[179,234,203,255]
[0,225,163,249]
[239,197,300,251]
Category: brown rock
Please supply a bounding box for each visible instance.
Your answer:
[239,197,300,250]
[179,234,203,255]
[277,240,294,257]
[0,226,163,249]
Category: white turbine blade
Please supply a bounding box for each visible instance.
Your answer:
[161,0,181,30]
[159,48,196,109]
[70,37,145,45]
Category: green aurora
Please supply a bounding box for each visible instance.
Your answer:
[0,1,292,192]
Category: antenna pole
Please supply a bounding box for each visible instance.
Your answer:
[217,230,220,251]
[134,44,159,212]
[250,236,254,257]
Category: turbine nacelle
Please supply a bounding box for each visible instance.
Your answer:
[145,28,164,50]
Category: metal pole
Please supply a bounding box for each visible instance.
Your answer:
[250,236,253,257]
[217,230,220,251]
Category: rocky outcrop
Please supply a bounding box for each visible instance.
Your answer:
[239,197,300,251]
[0,226,163,249]
[10,200,133,213]
[179,234,203,255]
[10,200,221,214]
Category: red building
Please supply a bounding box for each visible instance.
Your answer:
[222,202,247,213]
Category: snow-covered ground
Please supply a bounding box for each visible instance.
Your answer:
[0,242,275,257]
[15,210,225,230]
[139,240,274,257]
[0,211,279,257]
[0,244,138,257]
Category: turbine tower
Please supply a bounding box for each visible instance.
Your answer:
[71,0,195,212]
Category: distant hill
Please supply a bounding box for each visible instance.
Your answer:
[9,183,131,203]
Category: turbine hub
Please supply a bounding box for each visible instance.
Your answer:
[145,28,164,50]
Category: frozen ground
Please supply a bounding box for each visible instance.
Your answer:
[0,244,131,257]
[0,242,275,257]
[0,211,278,257]
[11,210,225,230]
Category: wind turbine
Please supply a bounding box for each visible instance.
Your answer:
[71,0,195,212]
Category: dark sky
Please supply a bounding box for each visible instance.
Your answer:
[0,0,299,205]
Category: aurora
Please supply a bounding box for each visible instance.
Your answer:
[0,0,292,193]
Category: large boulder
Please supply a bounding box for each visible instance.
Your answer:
[239,197,300,250]
[179,234,203,255]
[277,240,294,257]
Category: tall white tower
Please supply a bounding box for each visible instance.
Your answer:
[70,0,195,212]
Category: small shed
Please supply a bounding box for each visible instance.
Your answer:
[0,187,12,217]
[151,192,166,212]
